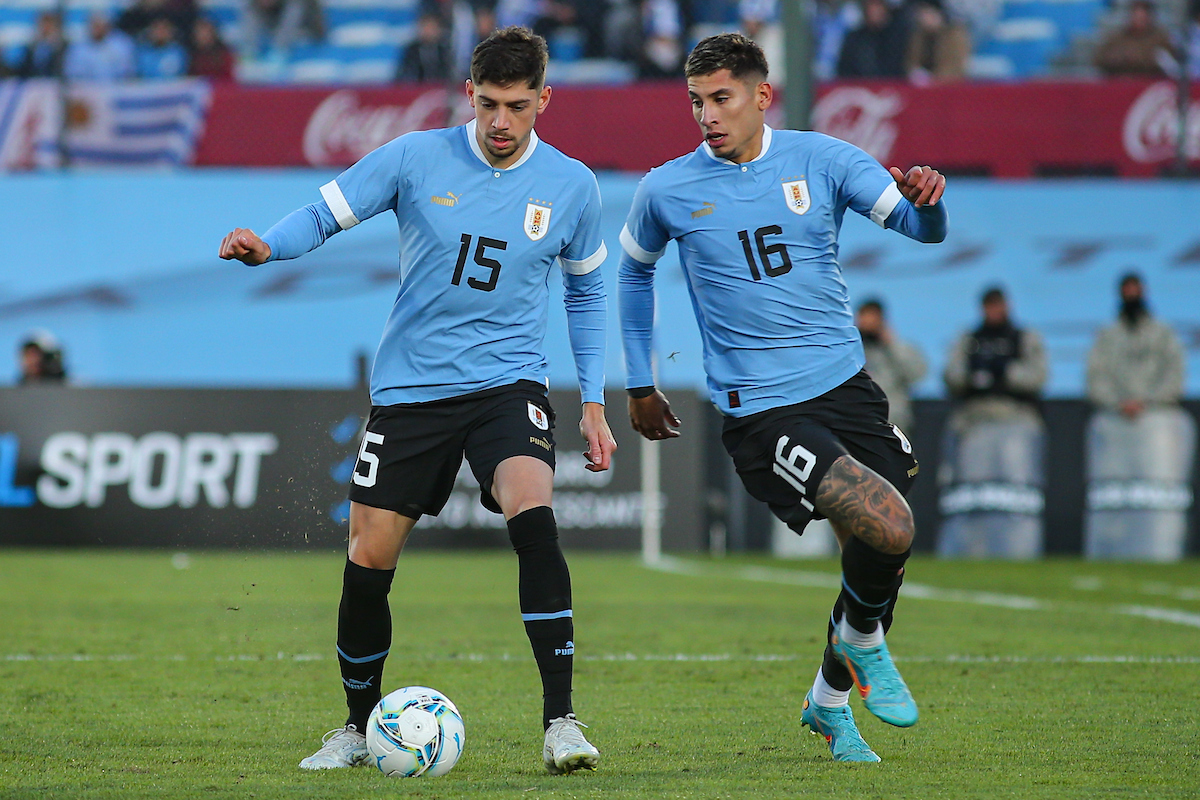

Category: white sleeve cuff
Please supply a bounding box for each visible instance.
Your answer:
[619,225,666,264]
[320,180,360,231]
[869,183,903,228]
[560,242,607,275]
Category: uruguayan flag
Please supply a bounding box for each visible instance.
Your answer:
[0,78,211,170]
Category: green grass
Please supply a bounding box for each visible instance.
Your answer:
[2,550,1199,799]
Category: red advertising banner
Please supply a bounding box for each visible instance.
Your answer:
[194,79,1200,176]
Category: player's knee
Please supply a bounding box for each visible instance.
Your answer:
[882,505,915,554]
[506,505,559,554]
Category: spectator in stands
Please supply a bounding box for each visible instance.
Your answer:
[1094,0,1175,78]
[1186,0,1200,78]
[906,0,970,83]
[117,0,198,44]
[397,12,453,81]
[814,0,860,80]
[638,0,684,78]
[137,18,190,79]
[188,17,235,80]
[1087,273,1184,420]
[16,11,67,78]
[856,298,927,434]
[64,13,137,82]
[837,0,908,78]
[532,0,606,60]
[17,332,67,385]
[241,0,326,59]
[740,0,783,83]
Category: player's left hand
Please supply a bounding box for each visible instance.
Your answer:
[580,402,617,472]
[889,165,946,208]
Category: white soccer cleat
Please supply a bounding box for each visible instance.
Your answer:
[542,714,600,775]
[298,725,370,770]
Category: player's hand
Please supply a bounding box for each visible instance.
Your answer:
[888,165,945,208]
[219,227,272,266]
[628,391,681,441]
[579,402,617,472]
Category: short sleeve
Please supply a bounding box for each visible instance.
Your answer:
[619,172,670,264]
[559,172,607,276]
[832,140,902,229]
[319,136,407,231]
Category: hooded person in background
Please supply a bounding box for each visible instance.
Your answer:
[18,332,67,385]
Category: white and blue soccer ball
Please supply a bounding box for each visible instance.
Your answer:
[366,686,465,777]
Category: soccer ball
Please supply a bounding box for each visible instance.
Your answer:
[365,686,465,777]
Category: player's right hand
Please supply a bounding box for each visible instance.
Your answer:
[628,391,682,441]
[219,227,272,266]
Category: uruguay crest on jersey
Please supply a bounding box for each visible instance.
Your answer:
[524,202,552,241]
[781,179,811,215]
[528,401,549,430]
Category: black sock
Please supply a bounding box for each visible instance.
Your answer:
[507,506,573,728]
[337,558,395,732]
[821,594,854,692]
[839,537,910,635]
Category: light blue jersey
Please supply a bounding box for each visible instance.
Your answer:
[261,120,608,406]
[619,125,946,417]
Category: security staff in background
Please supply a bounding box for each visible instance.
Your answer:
[17,331,67,385]
[1085,272,1192,560]
[855,298,926,434]
[939,286,1048,558]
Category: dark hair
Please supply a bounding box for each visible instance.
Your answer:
[980,286,1006,305]
[684,33,769,81]
[1118,271,1143,290]
[470,26,548,89]
[858,298,884,315]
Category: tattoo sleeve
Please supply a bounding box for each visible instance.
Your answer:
[814,455,914,554]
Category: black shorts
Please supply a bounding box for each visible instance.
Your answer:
[721,370,918,534]
[347,380,556,519]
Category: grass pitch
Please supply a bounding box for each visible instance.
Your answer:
[1,550,1198,799]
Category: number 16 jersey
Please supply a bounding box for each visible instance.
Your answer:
[321,120,607,407]
[620,125,907,418]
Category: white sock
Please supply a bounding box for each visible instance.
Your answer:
[838,618,884,648]
[811,668,850,708]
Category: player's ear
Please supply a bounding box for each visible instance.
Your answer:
[757,81,773,111]
[537,84,552,115]
[465,79,476,106]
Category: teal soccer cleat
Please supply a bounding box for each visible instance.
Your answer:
[830,630,919,728]
[800,691,880,763]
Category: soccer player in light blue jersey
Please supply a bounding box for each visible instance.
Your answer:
[619,34,947,763]
[219,27,613,775]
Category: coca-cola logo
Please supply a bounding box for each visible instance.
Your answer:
[302,89,474,166]
[812,87,903,163]
[1122,82,1200,163]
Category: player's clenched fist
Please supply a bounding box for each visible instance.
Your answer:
[888,165,946,208]
[219,227,272,266]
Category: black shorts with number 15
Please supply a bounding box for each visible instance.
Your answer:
[348,380,556,520]
[720,370,918,535]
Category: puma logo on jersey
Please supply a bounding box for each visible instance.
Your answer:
[431,191,460,207]
[691,201,715,219]
[782,179,810,215]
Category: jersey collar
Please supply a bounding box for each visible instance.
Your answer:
[701,124,773,165]
[465,118,540,170]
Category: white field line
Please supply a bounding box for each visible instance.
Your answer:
[647,555,1200,629]
[4,652,1200,665]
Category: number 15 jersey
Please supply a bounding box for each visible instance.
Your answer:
[318,120,607,407]
[620,125,928,418]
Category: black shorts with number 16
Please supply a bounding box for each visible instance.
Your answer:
[348,380,556,520]
[721,370,918,535]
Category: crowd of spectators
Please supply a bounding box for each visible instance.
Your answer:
[1,0,1198,83]
[0,0,235,81]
